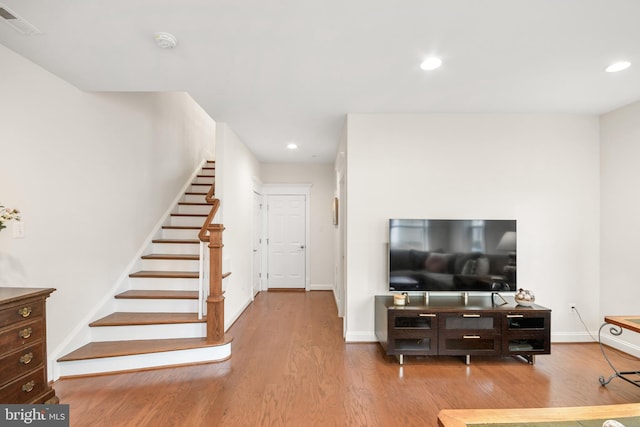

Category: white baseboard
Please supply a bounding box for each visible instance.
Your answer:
[309,283,334,291]
[225,297,252,331]
[345,331,377,343]
[551,331,598,343]
[600,334,640,358]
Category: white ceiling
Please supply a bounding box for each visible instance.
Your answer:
[1,1,639,163]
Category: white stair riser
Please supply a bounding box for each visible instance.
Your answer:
[140,258,200,271]
[177,204,211,215]
[91,322,206,342]
[161,228,199,240]
[170,215,206,227]
[152,242,199,254]
[57,344,231,378]
[190,184,212,193]
[127,277,200,291]
[183,194,207,203]
[193,176,214,185]
[115,299,199,313]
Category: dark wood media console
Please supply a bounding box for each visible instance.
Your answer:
[375,294,551,365]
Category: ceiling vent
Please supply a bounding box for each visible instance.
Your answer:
[0,3,41,35]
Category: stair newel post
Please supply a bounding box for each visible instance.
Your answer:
[206,224,225,344]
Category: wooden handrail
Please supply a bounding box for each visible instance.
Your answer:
[198,179,226,344]
[198,182,218,242]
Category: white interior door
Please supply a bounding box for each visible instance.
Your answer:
[252,192,263,296]
[267,195,306,289]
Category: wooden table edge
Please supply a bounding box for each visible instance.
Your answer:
[437,403,640,426]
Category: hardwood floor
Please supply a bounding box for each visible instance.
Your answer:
[53,291,640,426]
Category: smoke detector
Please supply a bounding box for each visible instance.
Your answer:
[0,3,41,35]
[154,32,177,49]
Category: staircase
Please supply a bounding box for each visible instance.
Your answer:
[57,160,232,377]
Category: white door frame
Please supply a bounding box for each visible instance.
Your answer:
[252,177,265,295]
[262,184,311,291]
[251,190,263,297]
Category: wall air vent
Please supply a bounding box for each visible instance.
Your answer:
[0,3,41,35]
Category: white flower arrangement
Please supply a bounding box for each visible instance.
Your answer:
[0,204,20,232]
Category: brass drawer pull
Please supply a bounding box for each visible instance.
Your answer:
[506,314,524,318]
[18,306,33,318]
[19,327,32,339]
[22,380,35,393]
[418,313,436,317]
[462,314,480,318]
[20,352,34,365]
[463,335,481,339]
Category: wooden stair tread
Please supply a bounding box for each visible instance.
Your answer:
[58,336,232,362]
[141,254,199,260]
[196,174,215,178]
[178,202,209,206]
[129,271,199,278]
[151,238,199,244]
[161,225,200,230]
[185,192,207,195]
[115,290,198,300]
[89,312,205,327]
[170,213,208,217]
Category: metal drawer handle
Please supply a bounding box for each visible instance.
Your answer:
[20,352,34,365]
[462,314,480,318]
[18,306,32,318]
[506,314,524,318]
[19,327,32,339]
[463,335,481,339]
[418,313,436,317]
[22,380,35,393]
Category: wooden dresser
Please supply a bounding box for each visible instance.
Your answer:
[0,287,57,404]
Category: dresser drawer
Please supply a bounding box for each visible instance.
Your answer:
[0,342,44,386]
[0,368,47,404]
[0,319,44,353]
[0,299,44,329]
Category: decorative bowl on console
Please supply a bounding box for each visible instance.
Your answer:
[515,289,535,306]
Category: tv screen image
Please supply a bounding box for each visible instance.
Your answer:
[388,219,516,293]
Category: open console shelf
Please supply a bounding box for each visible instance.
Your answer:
[375,294,550,365]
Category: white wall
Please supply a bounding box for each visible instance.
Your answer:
[261,163,335,288]
[344,114,601,342]
[600,100,640,356]
[215,123,261,328]
[0,44,215,360]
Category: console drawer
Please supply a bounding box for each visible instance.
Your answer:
[389,334,437,355]
[439,331,501,356]
[0,368,47,404]
[0,299,45,329]
[440,312,500,333]
[0,319,44,351]
[0,342,45,386]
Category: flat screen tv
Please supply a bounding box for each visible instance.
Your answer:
[388,219,516,293]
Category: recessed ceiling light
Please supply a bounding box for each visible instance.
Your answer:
[420,57,442,71]
[287,143,298,150]
[154,32,177,49]
[605,61,631,73]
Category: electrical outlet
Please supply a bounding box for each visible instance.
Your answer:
[568,303,576,314]
[12,222,24,239]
